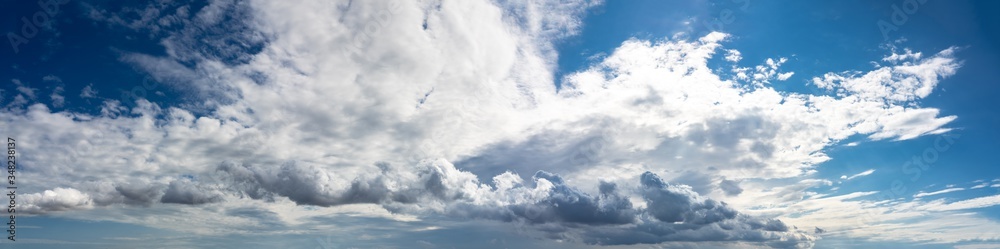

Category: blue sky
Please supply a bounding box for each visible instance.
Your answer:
[2,0,1000,248]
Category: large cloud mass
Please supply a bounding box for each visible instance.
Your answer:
[0,0,967,248]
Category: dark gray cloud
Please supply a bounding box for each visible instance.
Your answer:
[517,171,636,225]
[160,179,225,204]
[641,172,739,224]
[115,183,164,206]
[47,159,808,248]
[670,170,717,195]
[720,179,744,196]
[215,160,470,207]
[202,159,814,248]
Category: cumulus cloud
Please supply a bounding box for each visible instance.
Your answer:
[21,188,94,214]
[16,154,815,246]
[882,48,923,63]
[546,31,959,182]
[160,178,225,204]
[113,182,165,206]
[812,47,960,103]
[724,49,742,62]
[211,157,814,246]
[0,0,970,247]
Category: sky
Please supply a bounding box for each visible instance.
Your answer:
[1,0,999,248]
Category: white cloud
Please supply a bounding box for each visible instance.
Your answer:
[777,72,795,81]
[0,0,969,247]
[725,49,742,62]
[882,48,922,63]
[21,188,94,214]
[867,107,956,141]
[42,75,63,82]
[923,194,1000,211]
[812,47,960,103]
[721,181,1000,245]
[12,79,36,99]
[80,84,98,98]
[840,169,875,181]
[50,86,65,108]
[733,57,794,86]
[913,187,964,198]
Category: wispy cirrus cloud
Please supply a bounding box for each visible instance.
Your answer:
[913,187,965,198]
[841,169,876,181]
